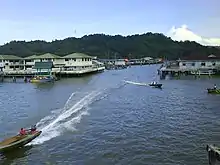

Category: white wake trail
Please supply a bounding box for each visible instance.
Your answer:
[123,80,148,86]
[29,90,101,145]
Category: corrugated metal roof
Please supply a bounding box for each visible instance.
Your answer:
[33,62,53,69]
[24,55,38,59]
[0,55,22,60]
[37,53,61,59]
[0,52,94,60]
[62,53,92,59]
[181,54,220,61]
[92,60,104,65]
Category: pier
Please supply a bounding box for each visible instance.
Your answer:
[158,55,220,79]
[99,57,162,70]
[0,66,105,82]
[158,66,214,79]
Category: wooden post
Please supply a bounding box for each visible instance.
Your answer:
[209,70,211,78]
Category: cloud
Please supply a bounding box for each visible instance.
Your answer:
[167,24,220,46]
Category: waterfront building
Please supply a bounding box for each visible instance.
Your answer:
[159,54,220,78]
[177,54,220,75]
[128,57,162,65]
[114,59,126,66]
[62,53,93,71]
[0,53,105,76]
[33,61,53,75]
[0,55,24,72]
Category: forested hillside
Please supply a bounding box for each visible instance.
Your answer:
[0,33,220,60]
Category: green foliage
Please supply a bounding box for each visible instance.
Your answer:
[0,33,220,60]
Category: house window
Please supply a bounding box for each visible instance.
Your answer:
[201,62,206,66]
[213,63,216,66]
[65,59,69,61]
[182,63,186,66]
[82,58,84,61]
[72,58,76,61]
[191,63,195,66]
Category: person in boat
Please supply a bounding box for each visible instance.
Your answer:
[31,125,36,131]
[151,81,157,85]
[19,128,27,135]
[30,125,37,134]
[214,84,217,90]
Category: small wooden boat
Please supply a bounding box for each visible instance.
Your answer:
[0,131,42,152]
[207,88,220,94]
[30,75,54,83]
[149,83,162,88]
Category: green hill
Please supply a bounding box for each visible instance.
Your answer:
[0,33,220,60]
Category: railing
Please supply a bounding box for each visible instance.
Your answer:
[2,65,105,75]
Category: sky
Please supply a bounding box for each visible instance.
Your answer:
[0,0,220,46]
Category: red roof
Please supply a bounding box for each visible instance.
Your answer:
[181,54,220,61]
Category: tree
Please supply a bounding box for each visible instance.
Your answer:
[0,33,219,60]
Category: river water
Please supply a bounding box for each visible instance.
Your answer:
[0,65,220,165]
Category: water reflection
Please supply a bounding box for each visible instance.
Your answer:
[33,82,55,90]
[0,145,33,165]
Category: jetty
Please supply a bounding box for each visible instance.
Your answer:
[158,55,220,79]
[99,57,163,70]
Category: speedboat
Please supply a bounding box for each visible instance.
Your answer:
[0,130,41,152]
[149,82,162,88]
[207,88,220,94]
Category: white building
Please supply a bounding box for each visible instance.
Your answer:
[178,55,220,70]
[24,53,65,71]
[62,53,93,71]
[114,59,126,66]
[0,55,24,72]
[0,53,104,74]
[162,54,220,75]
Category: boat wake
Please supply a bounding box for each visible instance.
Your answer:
[123,80,148,86]
[28,90,102,145]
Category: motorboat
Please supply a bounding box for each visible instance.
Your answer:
[30,75,55,83]
[207,88,220,94]
[0,130,41,152]
[149,82,162,88]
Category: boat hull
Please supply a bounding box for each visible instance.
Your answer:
[149,83,162,88]
[30,76,54,83]
[0,131,42,152]
[30,79,53,83]
[206,144,220,163]
[207,88,220,94]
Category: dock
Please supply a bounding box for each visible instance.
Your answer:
[158,65,215,79]
[0,66,105,82]
[157,55,220,79]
